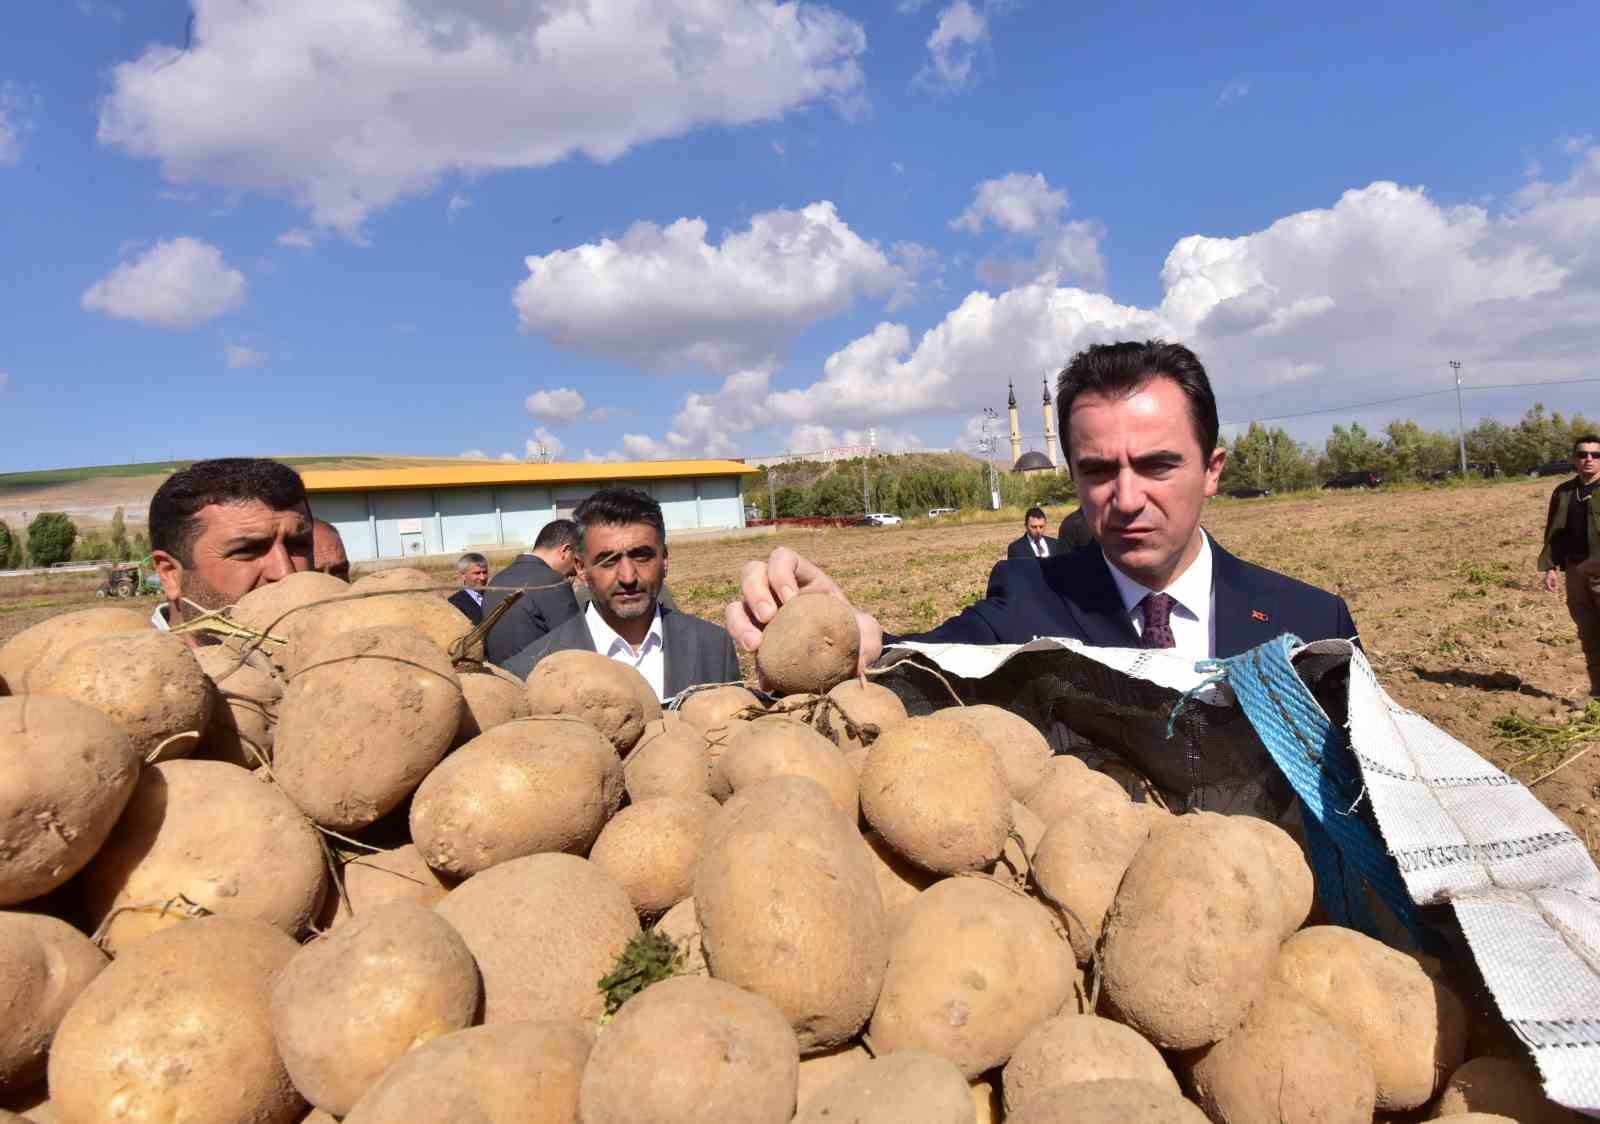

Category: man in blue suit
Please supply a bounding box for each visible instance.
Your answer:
[727,340,1356,664]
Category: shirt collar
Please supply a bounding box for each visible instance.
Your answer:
[1105,531,1214,619]
[585,601,664,658]
[464,587,483,605]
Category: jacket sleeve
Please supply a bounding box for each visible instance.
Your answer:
[501,629,556,680]
[885,561,1009,647]
[718,631,742,686]
[1537,486,1564,572]
[1337,596,1361,651]
[1004,538,1025,560]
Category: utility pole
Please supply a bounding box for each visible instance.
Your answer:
[765,466,776,521]
[1449,360,1467,474]
[981,408,1001,510]
[863,427,876,515]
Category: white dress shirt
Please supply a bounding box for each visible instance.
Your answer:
[1031,535,1049,558]
[584,602,666,700]
[463,587,483,608]
[1104,531,1216,660]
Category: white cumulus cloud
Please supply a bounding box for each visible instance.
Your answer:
[0,84,31,166]
[525,427,565,459]
[953,172,1065,235]
[224,343,263,369]
[921,1,987,90]
[82,237,246,329]
[954,172,1106,287]
[514,201,904,373]
[98,0,867,233]
[459,448,489,459]
[524,387,587,423]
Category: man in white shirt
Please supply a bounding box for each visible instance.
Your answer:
[1006,506,1062,561]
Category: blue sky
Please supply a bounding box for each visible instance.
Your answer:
[2,0,1598,472]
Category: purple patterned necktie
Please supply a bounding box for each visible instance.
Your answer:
[1141,592,1177,650]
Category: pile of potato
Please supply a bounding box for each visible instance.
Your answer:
[0,587,1582,1123]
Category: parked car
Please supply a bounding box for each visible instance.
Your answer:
[1322,470,1383,490]
[1224,486,1271,499]
[1428,461,1501,482]
[1530,459,1575,478]
[865,512,902,526]
[926,507,957,518]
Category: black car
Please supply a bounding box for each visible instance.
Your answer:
[1224,486,1271,499]
[1322,470,1383,490]
[1428,461,1501,482]
[1531,459,1574,478]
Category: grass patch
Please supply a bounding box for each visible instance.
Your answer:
[1493,701,1600,770]
[598,930,684,1016]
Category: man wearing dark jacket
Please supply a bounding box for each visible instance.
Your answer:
[1007,506,1060,560]
[1540,434,1600,697]
[1058,507,1093,552]
[447,553,489,625]
[481,520,581,666]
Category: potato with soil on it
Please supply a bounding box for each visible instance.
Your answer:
[193,645,280,768]
[652,897,708,976]
[1182,982,1377,1124]
[1007,1079,1211,1124]
[677,684,761,729]
[31,630,212,762]
[822,679,907,750]
[525,649,661,754]
[80,758,327,954]
[453,664,531,746]
[0,697,140,907]
[993,799,1046,883]
[271,902,481,1117]
[588,794,721,915]
[273,625,463,831]
[793,1050,973,1124]
[868,875,1075,1078]
[1232,815,1315,937]
[1432,1056,1584,1123]
[435,852,638,1024]
[704,718,754,799]
[49,917,303,1124]
[624,718,714,801]
[861,831,937,927]
[1024,758,1129,826]
[860,715,1012,875]
[795,1044,872,1114]
[0,912,107,1095]
[694,776,888,1053]
[280,591,480,676]
[349,567,443,597]
[230,571,353,642]
[755,592,860,696]
[1002,1014,1179,1116]
[1274,925,1468,1111]
[330,843,454,926]
[929,704,1053,801]
[0,607,149,696]
[1029,797,1153,964]
[343,1020,593,1124]
[716,719,859,818]
[578,974,799,1124]
[411,717,623,878]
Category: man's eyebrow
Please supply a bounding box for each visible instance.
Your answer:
[219,532,275,551]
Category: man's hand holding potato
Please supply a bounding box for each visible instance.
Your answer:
[725,546,885,676]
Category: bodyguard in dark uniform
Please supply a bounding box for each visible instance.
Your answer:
[480,521,582,665]
[1539,434,1600,697]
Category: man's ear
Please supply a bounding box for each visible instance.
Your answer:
[151,550,184,605]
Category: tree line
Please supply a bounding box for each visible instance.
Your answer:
[0,507,149,570]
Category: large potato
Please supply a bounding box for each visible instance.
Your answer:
[930,704,1052,800]
[1433,1056,1582,1124]
[343,1021,593,1124]
[273,625,463,830]
[868,876,1075,1078]
[579,975,799,1124]
[80,759,327,953]
[793,1050,972,1124]
[755,593,859,695]
[0,607,148,695]
[1025,759,1129,825]
[349,567,441,597]
[281,591,479,675]
[32,631,212,761]
[1274,926,1468,1111]
[1002,1014,1178,1115]
[0,697,139,906]
[435,853,638,1024]
[653,897,708,976]
[231,571,352,641]
[677,684,761,729]
[49,917,302,1124]
[525,649,661,753]
[1099,814,1282,1050]
[193,644,280,768]
[454,665,530,746]
[860,715,1011,874]
[1007,1079,1210,1124]
[824,679,908,750]
[411,718,623,878]
[1233,815,1315,937]
[1184,983,1376,1124]
[1030,797,1153,963]
[694,776,887,1052]
[704,718,754,800]
[0,912,106,1094]
[588,795,721,915]
[795,1044,871,1115]
[717,719,858,817]
[624,719,713,801]
[271,902,481,1117]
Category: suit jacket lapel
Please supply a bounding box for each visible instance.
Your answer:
[1210,542,1278,657]
[659,607,693,698]
[1049,548,1141,647]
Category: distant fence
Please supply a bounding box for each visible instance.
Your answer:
[0,561,113,579]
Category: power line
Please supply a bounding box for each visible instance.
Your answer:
[1220,375,1600,428]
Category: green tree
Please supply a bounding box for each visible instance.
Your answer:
[25,513,78,567]
[0,521,18,570]
[109,507,130,562]
[1322,423,1384,476]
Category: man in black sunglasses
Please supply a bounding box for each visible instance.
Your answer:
[1539,433,1600,698]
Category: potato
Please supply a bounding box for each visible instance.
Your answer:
[860,715,1012,874]
[435,852,638,1024]
[755,592,860,696]
[525,649,661,753]
[994,799,1046,883]
[274,625,463,830]
[338,843,454,921]
[1030,798,1153,964]
[795,1044,871,1114]
[1274,926,1468,1110]
[1184,982,1376,1124]
[32,630,212,761]
[0,697,139,906]
[0,912,106,1094]
[717,719,858,817]
[930,704,1052,800]
[343,1021,593,1124]
[281,591,479,676]
[868,876,1075,1078]
[81,759,327,953]
[793,1050,972,1124]
[1007,1079,1210,1123]
[823,679,907,750]
[1099,815,1282,1050]
[861,831,937,925]
[704,718,753,799]
[193,645,280,767]
[349,567,442,597]
[1433,1056,1583,1123]
[694,776,887,1052]
[0,607,148,695]
[1025,759,1129,825]
[49,917,302,1124]
[412,717,623,878]
[271,902,481,1117]
[652,897,708,976]
[588,795,720,915]
[1233,815,1314,937]
[453,665,531,746]
[579,975,799,1124]
[677,684,761,729]
[1003,1014,1178,1115]
[231,571,352,640]
[624,719,713,801]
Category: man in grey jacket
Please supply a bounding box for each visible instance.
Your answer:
[481,519,582,666]
[502,487,740,701]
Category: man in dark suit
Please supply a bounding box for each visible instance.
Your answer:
[447,552,489,625]
[1057,507,1093,552]
[480,521,582,665]
[1007,506,1060,560]
[727,339,1357,664]
[503,487,741,700]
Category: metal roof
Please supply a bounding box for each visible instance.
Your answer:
[300,459,759,493]
[1012,451,1054,471]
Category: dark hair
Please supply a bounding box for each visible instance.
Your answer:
[533,517,579,552]
[573,487,665,553]
[149,458,308,565]
[1055,340,1219,462]
[1574,434,1600,454]
[1024,506,1047,522]
[456,552,487,572]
